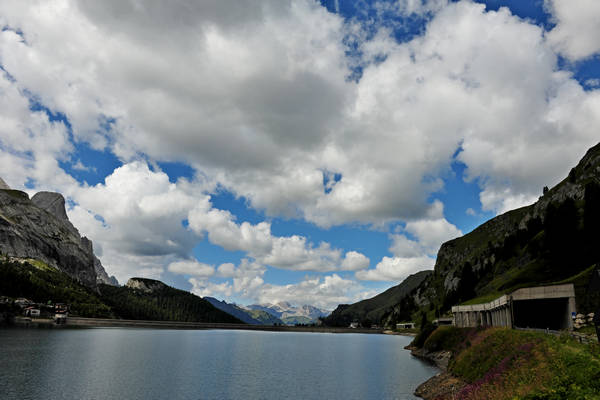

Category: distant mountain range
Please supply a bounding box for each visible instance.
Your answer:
[204,297,284,325]
[246,302,330,324]
[203,298,330,325]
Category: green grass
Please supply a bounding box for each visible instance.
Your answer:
[24,258,53,272]
[575,325,597,335]
[460,264,598,314]
[423,326,477,352]
[550,264,596,286]
[460,292,503,305]
[417,327,600,399]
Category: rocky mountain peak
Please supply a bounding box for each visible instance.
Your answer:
[126,277,167,293]
[0,182,118,288]
[31,191,69,221]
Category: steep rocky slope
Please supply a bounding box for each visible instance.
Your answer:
[323,270,431,327]
[0,182,117,288]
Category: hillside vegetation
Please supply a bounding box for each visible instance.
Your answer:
[415,326,600,399]
[323,270,431,327]
[0,258,113,317]
[99,279,243,323]
[0,260,242,323]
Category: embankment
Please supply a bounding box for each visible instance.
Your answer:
[411,326,600,400]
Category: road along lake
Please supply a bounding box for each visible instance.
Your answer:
[0,328,438,400]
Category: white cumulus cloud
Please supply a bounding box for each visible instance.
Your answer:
[1,0,600,306]
[168,260,215,278]
[358,201,461,281]
[546,0,600,61]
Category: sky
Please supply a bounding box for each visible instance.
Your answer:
[1,0,599,310]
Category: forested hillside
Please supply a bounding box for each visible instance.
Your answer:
[0,259,113,317]
[0,260,243,323]
[323,271,431,327]
[99,279,243,323]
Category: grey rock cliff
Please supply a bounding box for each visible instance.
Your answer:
[126,277,167,292]
[0,182,117,288]
[0,177,10,190]
[31,191,70,222]
[94,255,119,286]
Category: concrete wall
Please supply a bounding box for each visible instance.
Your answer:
[452,284,576,330]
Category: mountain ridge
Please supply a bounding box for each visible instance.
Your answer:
[204,297,284,325]
[322,270,431,327]
[247,302,330,323]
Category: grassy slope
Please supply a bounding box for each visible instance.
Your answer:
[419,326,600,399]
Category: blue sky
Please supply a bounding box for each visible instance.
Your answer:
[1,0,599,309]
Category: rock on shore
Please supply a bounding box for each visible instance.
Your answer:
[407,346,466,399]
[414,372,466,400]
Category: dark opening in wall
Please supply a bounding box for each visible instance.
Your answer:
[512,298,570,330]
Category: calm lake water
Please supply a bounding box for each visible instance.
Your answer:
[0,328,438,400]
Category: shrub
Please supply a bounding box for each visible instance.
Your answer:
[412,322,436,348]
[423,326,470,352]
[447,328,600,400]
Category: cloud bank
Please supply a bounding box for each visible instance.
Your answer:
[1,0,599,306]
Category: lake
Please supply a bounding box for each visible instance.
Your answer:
[0,328,438,400]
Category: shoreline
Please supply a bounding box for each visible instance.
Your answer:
[406,345,465,399]
[7,316,387,334]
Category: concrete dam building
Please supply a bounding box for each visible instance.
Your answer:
[452,284,576,331]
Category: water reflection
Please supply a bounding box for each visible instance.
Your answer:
[0,329,438,400]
